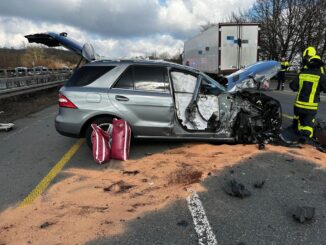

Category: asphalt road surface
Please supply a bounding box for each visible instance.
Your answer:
[0,87,326,245]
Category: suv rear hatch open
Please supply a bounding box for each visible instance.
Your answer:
[25,32,98,62]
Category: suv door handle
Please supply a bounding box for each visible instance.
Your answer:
[115,95,129,101]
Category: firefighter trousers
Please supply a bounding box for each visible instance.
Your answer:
[277,71,286,90]
[292,106,316,139]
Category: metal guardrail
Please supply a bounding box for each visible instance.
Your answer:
[0,68,72,78]
[0,72,71,99]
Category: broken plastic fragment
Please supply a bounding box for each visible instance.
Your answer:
[258,143,265,150]
[103,181,134,193]
[253,180,265,189]
[176,220,189,227]
[223,179,251,198]
[122,170,140,176]
[292,206,315,223]
[39,221,55,229]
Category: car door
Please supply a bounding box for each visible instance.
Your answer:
[108,65,174,137]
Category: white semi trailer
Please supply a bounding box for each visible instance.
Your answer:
[183,23,260,76]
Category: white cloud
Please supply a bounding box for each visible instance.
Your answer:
[0,16,183,59]
[0,0,255,58]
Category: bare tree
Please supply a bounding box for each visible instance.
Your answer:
[230,0,326,62]
[200,22,217,32]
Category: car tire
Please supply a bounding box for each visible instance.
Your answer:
[85,116,113,150]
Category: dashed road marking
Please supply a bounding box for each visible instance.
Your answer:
[187,190,218,245]
[20,139,84,207]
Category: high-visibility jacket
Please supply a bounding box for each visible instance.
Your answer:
[303,64,325,74]
[290,68,326,111]
[280,61,290,72]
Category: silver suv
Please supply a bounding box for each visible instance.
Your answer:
[26,32,282,148]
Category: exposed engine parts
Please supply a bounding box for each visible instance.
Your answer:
[207,91,282,143]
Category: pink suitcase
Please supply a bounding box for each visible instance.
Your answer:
[111,119,131,161]
[91,124,111,164]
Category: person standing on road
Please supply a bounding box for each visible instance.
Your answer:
[290,55,326,143]
[276,57,290,90]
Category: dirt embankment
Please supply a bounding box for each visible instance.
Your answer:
[0,143,325,245]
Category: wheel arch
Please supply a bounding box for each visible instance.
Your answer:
[80,113,121,137]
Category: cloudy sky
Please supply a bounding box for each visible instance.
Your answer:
[0,0,255,58]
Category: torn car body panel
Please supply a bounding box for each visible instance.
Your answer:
[226,60,281,92]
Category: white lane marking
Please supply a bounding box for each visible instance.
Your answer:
[187,191,218,245]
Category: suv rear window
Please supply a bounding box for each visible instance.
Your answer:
[66,66,114,87]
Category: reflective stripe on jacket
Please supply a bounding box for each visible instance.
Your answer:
[290,68,326,111]
[295,73,320,110]
[303,65,324,74]
[280,61,290,71]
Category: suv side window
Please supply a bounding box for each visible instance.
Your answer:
[134,66,167,92]
[115,66,134,89]
[114,65,169,92]
[66,66,114,87]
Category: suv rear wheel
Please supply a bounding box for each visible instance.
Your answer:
[85,116,113,149]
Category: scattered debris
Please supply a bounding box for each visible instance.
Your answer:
[168,167,202,185]
[292,206,315,223]
[1,224,14,230]
[314,120,326,153]
[103,181,135,193]
[39,221,55,229]
[213,152,223,155]
[103,220,113,225]
[78,206,109,213]
[316,145,326,153]
[253,180,265,189]
[285,158,294,162]
[0,122,14,132]
[122,170,140,176]
[223,179,251,198]
[258,143,265,150]
[2,143,326,244]
[176,220,189,227]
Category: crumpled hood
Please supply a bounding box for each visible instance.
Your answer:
[226,60,281,92]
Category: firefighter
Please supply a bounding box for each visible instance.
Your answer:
[290,55,326,143]
[301,46,324,74]
[276,57,290,90]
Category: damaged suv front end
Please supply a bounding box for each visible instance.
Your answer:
[177,63,282,144]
